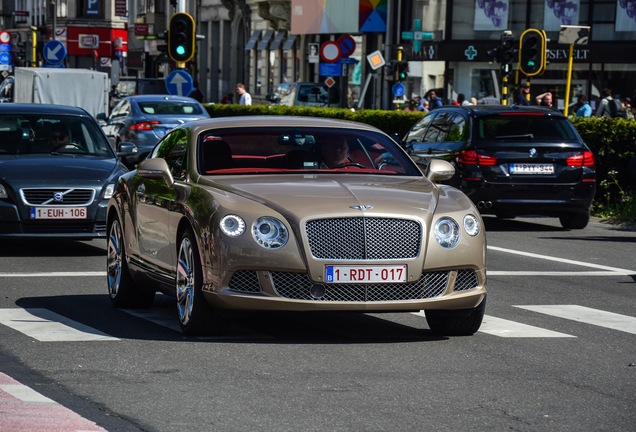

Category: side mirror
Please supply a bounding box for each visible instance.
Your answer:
[117,141,137,156]
[137,158,175,187]
[427,159,455,182]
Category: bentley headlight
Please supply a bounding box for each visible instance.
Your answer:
[220,215,246,237]
[252,217,288,249]
[434,217,460,249]
[463,214,480,237]
[104,183,115,200]
[0,184,7,199]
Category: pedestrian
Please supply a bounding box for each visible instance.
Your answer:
[595,88,614,118]
[574,94,592,117]
[515,83,530,106]
[536,91,558,110]
[188,81,204,102]
[478,92,499,105]
[220,92,234,104]
[458,93,472,106]
[427,90,443,110]
[236,83,252,106]
[623,97,635,120]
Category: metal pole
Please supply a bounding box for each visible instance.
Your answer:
[564,44,574,117]
[51,1,57,40]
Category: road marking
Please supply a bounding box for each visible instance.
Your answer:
[0,271,105,277]
[515,305,636,335]
[0,308,119,341]
[0,373,108,432]
[488,246,636,275]
[412,311,575,337]
[478,315,576,337]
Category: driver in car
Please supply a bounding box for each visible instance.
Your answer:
[49,123,72,152]
[320,138,351,169]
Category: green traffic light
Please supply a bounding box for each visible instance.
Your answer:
[176,46,186,55]
[527,60,536,67]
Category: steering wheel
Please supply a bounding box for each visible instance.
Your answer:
[338,162,366,169]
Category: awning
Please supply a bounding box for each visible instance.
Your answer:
[244,30,260,50]
[270,30,286,50]
[282,34,298,51]
[257,30,274,50]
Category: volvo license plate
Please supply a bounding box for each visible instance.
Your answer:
[30,207,87,219]
[325,265,407,283]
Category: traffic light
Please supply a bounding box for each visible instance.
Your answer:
[396,61,409,81]
[168,12,195,64]
[384,61,396,81]
[519,28,547,76]
[500,31,517,66]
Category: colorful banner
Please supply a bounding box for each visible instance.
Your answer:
[474,0,509,31]
[291,0,387,34]
[544,0,580,31]
[616,0,636,31]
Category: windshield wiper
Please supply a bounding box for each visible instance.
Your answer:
[495,134,534,140]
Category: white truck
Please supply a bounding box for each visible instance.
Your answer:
[13,67,110,117]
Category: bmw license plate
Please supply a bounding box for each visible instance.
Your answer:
[510,163,554,174]
[30,207,87,219]
[325,265,407,283]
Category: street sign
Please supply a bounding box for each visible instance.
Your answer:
[366,50,385,70]
[392,83,405,97]
[337,35,356,57]
[320,41,341,63]
[165,69,194,96]
[0,52,11,65]
[319,63,341,77]
[324,77,336,88]
[0,31,11,44]
[44,40,67,65]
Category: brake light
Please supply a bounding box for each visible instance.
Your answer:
[458,150,497,166]
[566,150,595,167]
[131,120,161,131]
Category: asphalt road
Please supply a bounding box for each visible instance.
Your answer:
[0,216,634,432]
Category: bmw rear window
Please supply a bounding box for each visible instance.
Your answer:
[476,115,578,141]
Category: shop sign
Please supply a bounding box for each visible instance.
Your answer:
[79,34,99,49]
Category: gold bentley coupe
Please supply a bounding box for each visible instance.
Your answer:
[106,116,487,336]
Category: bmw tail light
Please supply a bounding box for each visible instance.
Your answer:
[566,151,595,167]
[131,121,161,131]
[457,150,497,166]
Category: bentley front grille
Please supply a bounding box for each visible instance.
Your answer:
[454,269,479,292]
[270,271,448,302]
[305,217,422,260]
[228,270,261,293]
[21,188,96,206]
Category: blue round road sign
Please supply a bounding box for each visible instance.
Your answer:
[44,40,67,65]
[0,52,11,65]
[165,69,194,97]
[392,83,405,97]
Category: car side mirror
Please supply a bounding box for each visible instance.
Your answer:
[427,159,455,182]
[137,158,175,187]
[117,141,137,156]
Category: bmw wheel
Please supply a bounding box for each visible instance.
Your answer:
[425,297,487,336]
[107,216,155,308]
[176,228,226,336]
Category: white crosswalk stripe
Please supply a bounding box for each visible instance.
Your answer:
[514,305,636,335]
[0,308,118,341]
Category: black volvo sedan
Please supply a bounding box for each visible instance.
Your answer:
[0,104,129,239]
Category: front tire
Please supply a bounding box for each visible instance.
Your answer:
[176,229,227,336]
[107,217,155,308]
[426,297,486,336]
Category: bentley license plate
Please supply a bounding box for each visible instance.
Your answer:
[510,163,554,174]
[325,265,407,283]
[30,207,87,219]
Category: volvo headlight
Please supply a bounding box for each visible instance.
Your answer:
[463,214,481,237]
[434,217,460,249]
[252,217,288,249]
[104,183,115,200]
[220,215,246,237]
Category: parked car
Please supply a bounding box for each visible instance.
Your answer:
[106,116,487,337]
[0,104,131,239]
[402,105,596,229]
[100,94,209,166]
[266,82,342,107]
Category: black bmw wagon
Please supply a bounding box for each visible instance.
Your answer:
[403,105,596,229]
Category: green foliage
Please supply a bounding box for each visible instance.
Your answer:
[203,105,636,221]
